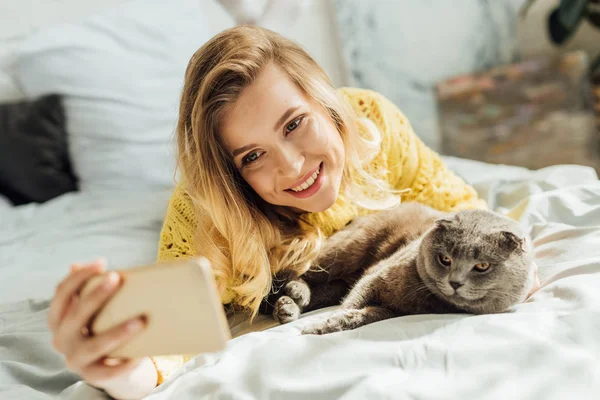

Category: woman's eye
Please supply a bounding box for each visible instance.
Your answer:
[242,151,261,165]
[285,117,303,134]
[473,262,490,272]
[438,254,452,267]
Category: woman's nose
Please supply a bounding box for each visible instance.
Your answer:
[276,144,304,180]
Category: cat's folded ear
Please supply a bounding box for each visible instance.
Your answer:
[434,217,454,230]
[498,231,525,253]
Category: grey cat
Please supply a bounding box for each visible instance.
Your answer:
[267,202,536,335]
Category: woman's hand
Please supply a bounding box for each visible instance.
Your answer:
[48,259,157,399]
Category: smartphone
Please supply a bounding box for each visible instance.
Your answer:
[80,257,231,359]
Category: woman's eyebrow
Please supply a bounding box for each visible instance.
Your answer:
[232,143,258,157]
[273,106,301,131]
[231,105,302,157]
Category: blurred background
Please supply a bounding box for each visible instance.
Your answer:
[2,3,600,397]
[0,0,599,207]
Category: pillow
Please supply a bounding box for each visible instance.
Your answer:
[15,0,235,192]
[0,94,78,205]
[0,193,11,212]
[0,40,26,103]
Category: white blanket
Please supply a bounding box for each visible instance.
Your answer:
[1,158,600,399]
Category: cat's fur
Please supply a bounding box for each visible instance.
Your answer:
[263,203,535,335]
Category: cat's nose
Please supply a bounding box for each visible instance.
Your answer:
[449,281,463,291]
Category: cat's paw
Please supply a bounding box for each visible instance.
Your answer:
[284,280,310,308]
[301,310,362,335]
[301,312,348,335]
[273,296,301,324]
[301,320,343,335]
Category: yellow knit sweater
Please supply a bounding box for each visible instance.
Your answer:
[151,87,485,384]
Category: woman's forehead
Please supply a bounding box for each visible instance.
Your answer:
[220,65,309,150]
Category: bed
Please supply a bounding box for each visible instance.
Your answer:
[1,157,600,399]
[2,1,600,399]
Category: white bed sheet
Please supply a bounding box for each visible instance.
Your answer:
[142,160,600,400]
[1,158,599,400]
[0,189,172,304]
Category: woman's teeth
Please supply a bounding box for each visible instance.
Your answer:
[291,167,320,192]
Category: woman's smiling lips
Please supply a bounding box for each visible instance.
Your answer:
[285,163,323,198]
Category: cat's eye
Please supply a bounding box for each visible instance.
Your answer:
[438,254,452,267]
[473,262,490,272]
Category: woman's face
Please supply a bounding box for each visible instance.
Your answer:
[220,64,345,213]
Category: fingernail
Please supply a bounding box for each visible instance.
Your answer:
[103,272,119,289]
[127,318,144,333]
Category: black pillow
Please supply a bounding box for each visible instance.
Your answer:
[0,94,78,205]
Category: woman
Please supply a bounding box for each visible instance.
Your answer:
[48,26,485,399]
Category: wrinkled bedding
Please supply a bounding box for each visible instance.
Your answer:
[1,158,599,399]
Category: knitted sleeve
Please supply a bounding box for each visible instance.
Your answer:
[150,184,198,384]
[382,95,486,211]
[341,88,486,212]
[157,183,198,263]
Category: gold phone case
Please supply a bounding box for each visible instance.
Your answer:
[80,257,231,359]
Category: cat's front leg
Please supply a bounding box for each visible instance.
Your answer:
[272,278,311,324]
[283,279,311,308]
[274,279,353,323]
[273,296,301,324]
[301,306,395,335]
[339,270,380,309]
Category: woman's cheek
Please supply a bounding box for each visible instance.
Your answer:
[246,169,273,198]
[306,115,333,151]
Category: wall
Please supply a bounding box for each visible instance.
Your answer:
[334,0,526,149]
[279,0,348,87]
[517,0,600,60]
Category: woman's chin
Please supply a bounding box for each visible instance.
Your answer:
[306,190,338,213]
[285,190,336,213]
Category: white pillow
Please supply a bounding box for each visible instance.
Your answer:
[16,0,235,192]
[0,39,26,102]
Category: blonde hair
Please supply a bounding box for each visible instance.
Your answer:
[177,25,399,317]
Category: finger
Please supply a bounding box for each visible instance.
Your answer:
[69,272,121,331]
[52,294,82,353]
[79,357,142,386]
[48,262,106,332]
[50,268,102,333]
[67,317,146,370]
